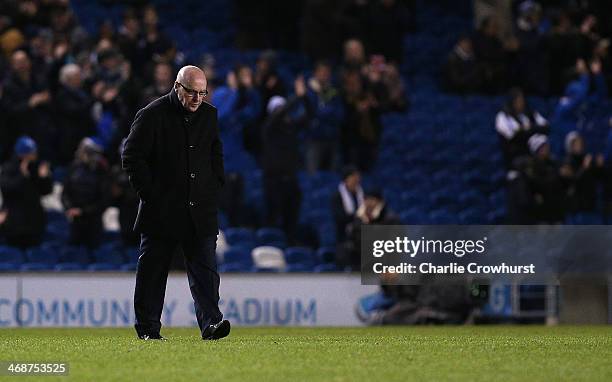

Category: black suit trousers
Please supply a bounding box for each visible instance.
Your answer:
[133,226,223,337]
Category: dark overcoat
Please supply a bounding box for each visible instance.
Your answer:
[122,89,224,238]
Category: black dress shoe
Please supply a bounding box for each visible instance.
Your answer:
[202,320,231,340]
[138,333,167,341]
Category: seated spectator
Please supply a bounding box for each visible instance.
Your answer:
[561,131,604,215]
[261,77,312,244]
[339,188,400,271]
[305,60,344,173]
[332,166,364,245]
[61,138,111,249]
[526,134,566,224]
[0,136,53,249]
[495,88,549,169]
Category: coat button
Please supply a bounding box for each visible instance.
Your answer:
[189,145,195,149]
[190,173,195,179]
[189,201,195,206]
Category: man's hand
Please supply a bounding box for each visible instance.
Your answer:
[38,161,50,178]
[294,75,306,97]
[28,91,51,108]
[66,208,83,220]
[0,210,7,225]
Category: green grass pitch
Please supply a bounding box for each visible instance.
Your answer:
[1,326,611,381]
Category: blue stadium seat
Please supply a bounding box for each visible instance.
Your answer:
[93,247,125,266]
[25,247,59,266]
[284,247,315,266]
[219,263,250,272]
[313,263,339,272]
[0,246,24,267]
[120,263,137,272]
[88,263,120,271]
[287,263,314,272]
[60,246,90,265]
[256,227,287,246]
[0,263,19,272]
[124,246,140,263]
[54,262,85,271]
[225,228,256,245]
[222,246,253,267]
[316,247,336,264]
[20,263,53,271]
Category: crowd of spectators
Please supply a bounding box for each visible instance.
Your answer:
[445,0,612,96]
[0,0,408,253]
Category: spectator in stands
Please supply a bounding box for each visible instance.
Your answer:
[213,64,261,132]
[261,77,312,244]
[249,51,286,160]
[383,63,408,110]
[560,131,604,216]
[332,166,364,244]
[140,62,174,106]
[471,16,511,93]
[339,188,400,270]
[341,68,383,171]
[140,5,177,69]
[117,10,143,72]
[525,134,566,224]
[342,39,367,72]
[61,137,111,249]
[505,156,535,224]
[1,50,53,162]
[0,136,53,249]
[496,87,549,169]
[54,63,95,165]
[365,55,408,113]
[515,1,549,94]
[546,11,583,95]
[306,60,344,173]
[444,36,482,94]
[552,59,608,136]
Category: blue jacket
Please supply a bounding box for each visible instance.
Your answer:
[552,74,608,135]
[305,87,344,141]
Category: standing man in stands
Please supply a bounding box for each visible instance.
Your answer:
[122,65,230,340]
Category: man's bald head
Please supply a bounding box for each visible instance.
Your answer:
[174,65,208,112]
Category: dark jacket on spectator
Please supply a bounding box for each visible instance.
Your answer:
[54,84,95,164]
[261,95,312,177]
[0,158,53,246]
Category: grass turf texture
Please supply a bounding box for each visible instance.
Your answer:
[1,326,611,381]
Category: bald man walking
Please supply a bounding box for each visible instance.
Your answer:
[122,66,230,340]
